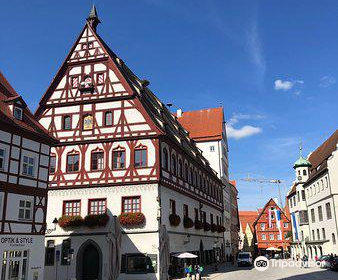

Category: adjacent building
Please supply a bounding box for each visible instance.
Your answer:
[176,107,239,258]
[35,7,224,280]
[238,211,258,254]
[0,72,56,280]
[253,198,291,256]
[288,131,338,259]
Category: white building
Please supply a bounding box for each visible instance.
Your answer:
[0,72,56,280]
[288,131,338,259]
[35,6,224,280]
[176,108,238,258]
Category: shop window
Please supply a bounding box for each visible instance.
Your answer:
[121,254,157,274]
[45,240,55,266]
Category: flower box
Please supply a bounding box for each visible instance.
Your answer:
[194,220,203,230]
[58,215,84,228]
[183,217,194,228]
[119,212,145,227]
[203,222,211,231]
[217,225,226,233]
[211,224,217,232]
[84,213,110,228]
[169,214,181,227]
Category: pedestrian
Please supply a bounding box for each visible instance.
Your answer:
[302,254,308,268]
[194,265,200,280]
[198,265,204,279]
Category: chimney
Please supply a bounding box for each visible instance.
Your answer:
[177,108,183,118]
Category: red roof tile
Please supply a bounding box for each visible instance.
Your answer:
[176,107,224,142]
[0,71,57,144]
[239,211,258,233]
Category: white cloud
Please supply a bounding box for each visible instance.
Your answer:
[274,79,304,95]
[226,113,263,140]
[319,76,336,88]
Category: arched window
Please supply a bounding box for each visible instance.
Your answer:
[135,145,147,167]
[332,233,336,245]
[104,111,113,126]
[178,159,183,178]
[113,146,126,169]
[303,169,307,176]
[184,163,188,181]
[63,115,71,130]
[163,148,169,170]
[190,168,193,185]
[91,149,104,171]
[67,151,79,172]
[171,154,176,175]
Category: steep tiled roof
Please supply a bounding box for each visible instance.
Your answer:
[176,107,224,142]
[307,130,338,181]
[239,211,258,233]
[0,71,57,144]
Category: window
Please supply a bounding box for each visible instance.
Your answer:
[122,196,141,213]
[210,146,215,152]
[97,73,105,85]
[67,153,79,172]
[277,233,282,240]
[125,254,156,273]
[317,229,320,240]
[311,208,315,223]
[163,148,169,170]
[50,156,56,174]
[262,234,266,240]
[326,203,332,219]
[301,190,305,201]
[194,208,199,221]
[178,159,183,178]
[0,148,5,169]
[63,115,71,130]
[312,230,315,240]
[135,147,147,167]
[260,223,265,230]
[303,170,307,176]
[2,250,29,279]
[104,111,113,126]
[171,154,176,174]
[321,180,324,191]
[113,148,125,169]
[332,233,336,245]
[169,200,176,215]
[45,240,55,266]
[318,206,323,221]
[183,204,188,217]
[13,106,23,120]
[71,76,78,88]
[63,200,81,216]
[322,228,326,240]
[283,222,288,228]
[91,151,104,171]
[184,163,188,181]
[210,213,214,225]
[18,200,32,220]
[88,199,106,215]
[269,234,274,240]
[61,239,71,265]
[22,156,34,176]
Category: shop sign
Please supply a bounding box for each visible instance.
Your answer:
[0,237,34,247]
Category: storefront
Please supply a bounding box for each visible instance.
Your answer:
[0,235,45,280]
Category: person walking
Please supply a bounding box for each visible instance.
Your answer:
[302,254,308,268]
[198,265,204,279]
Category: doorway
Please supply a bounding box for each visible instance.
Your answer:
[77,240,102,280]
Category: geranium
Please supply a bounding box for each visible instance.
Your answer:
[203,222,211,231]
[211,223,217,232]
[58,215,84,228]
[194,220,203,230]
[84,213,110,228]
[169,214,181,227]
[183,216,194,228]
[217,225,226,233]
[119,212,145,227]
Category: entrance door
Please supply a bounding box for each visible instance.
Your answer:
[82,244,100,280]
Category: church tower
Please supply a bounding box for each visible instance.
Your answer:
[293,142,312,183]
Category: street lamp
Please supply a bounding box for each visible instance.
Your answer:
[45,217,58,234]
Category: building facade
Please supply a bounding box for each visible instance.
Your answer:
[0,72,56,280]
[253,198,291,256]
[176,107,238,258]
[288,131,338,259]
[238,211,258,255]
[35,7,224,280]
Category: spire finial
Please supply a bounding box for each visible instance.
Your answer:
[299,140,303,157]
[87,4,101,31]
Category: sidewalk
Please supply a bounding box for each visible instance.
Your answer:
[174,262,235,280]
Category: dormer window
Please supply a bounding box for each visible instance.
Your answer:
[13,106,23,120]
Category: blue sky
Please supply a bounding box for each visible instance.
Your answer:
[1,0,337,210]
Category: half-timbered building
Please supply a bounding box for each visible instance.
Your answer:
[0,72,56,280]
[35,6,224,280]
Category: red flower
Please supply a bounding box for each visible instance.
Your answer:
[211,224,217,232]
[84,213,110,228]
[183,217,194,228]
[58,215,84,228]
[119,212,146,227]
[194,220,203,230]
[203,222,211,231]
